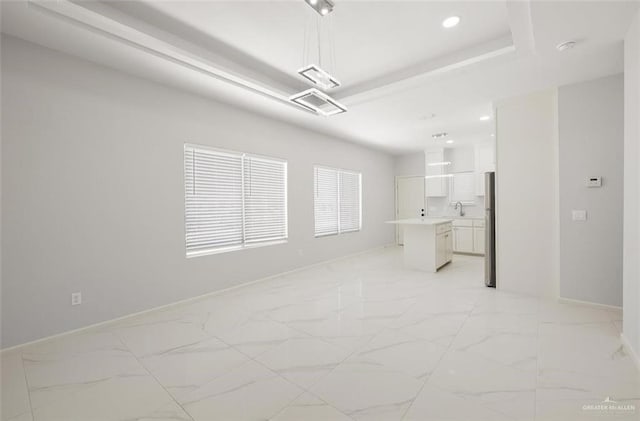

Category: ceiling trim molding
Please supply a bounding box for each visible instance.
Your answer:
[25,0,523,119]
[28,0,313,114]
[505,0,536,56]
[336,36,516,107]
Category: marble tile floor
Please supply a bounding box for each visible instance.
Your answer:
[1,247,638,421]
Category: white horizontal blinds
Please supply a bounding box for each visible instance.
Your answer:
[243,156,287,243]
[314,166,362,236]
[184,146,244,254]
[184,144,288,256]
[339,171,361,233]
[314,166,339,236]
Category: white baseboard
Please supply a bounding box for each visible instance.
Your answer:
[557,298,637,373]
[557,296,622,310]
[1,244,395,354]
[621,333,640,372]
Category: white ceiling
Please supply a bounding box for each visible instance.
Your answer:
[136,1,511,93]
[1,0,638,154]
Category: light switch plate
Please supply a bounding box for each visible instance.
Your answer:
[572,210,587,221]
[71,292,82,306]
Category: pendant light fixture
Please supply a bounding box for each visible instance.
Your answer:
[304,0,334,17]
[290,88,347,116]
[290,0,346,116]
[298,64,340,90]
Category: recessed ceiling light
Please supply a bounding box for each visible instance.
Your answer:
[490,133,495,137]
[446,140,455,144]
[442,16,460,29]
[479,115,491,121]
[556,40,577,52]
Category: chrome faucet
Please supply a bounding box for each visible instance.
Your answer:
[454,201,465,217]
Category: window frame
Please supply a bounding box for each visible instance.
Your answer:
[184,143,288,258]
[313,165,362,238]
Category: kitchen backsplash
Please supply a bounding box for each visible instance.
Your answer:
[426,196,485,218]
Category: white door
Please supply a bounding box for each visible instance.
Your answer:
[396,177,425,245]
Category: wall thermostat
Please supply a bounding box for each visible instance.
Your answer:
[586,176,602,188]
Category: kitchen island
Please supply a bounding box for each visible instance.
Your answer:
[386,218,453,272]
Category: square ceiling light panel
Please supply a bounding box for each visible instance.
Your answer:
[298,64,340,90]
[290,88,347,116]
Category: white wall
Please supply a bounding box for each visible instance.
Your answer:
[623,9,640,359]
[558,74,624,307]
[394,152,424,176]
[495,89,559,298]
[0,36,396,348]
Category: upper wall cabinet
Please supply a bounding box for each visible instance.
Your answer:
[425,149,448,197]
[475,142,495,172]
[445,146,475,173]
[450,172,476,204]
[475,142,495,196]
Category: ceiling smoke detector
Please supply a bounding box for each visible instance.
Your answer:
[556,40,577,52]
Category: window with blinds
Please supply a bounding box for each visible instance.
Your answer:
[184,144,287,257]
[314,166,362,237]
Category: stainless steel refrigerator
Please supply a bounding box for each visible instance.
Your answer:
[484,172,496,287]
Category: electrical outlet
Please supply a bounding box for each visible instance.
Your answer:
[71,292,82,306]
[585,176,602,187]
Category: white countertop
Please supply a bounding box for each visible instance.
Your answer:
[385,218,453,225]
[429,215,484,220]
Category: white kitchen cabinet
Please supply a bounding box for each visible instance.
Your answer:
[475,142,495,171]
[436,233,446,268]
[388,219,452,272]
[453,226,474,253]
[474,142,495,196]
[446,229,454,259]
[446,146,475,173]
[473,227,485,254]
[450,172,476,204]
[425,149,447,197]
[436,229,453,269]
[476,173,485,196]
[452,218,485,255]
